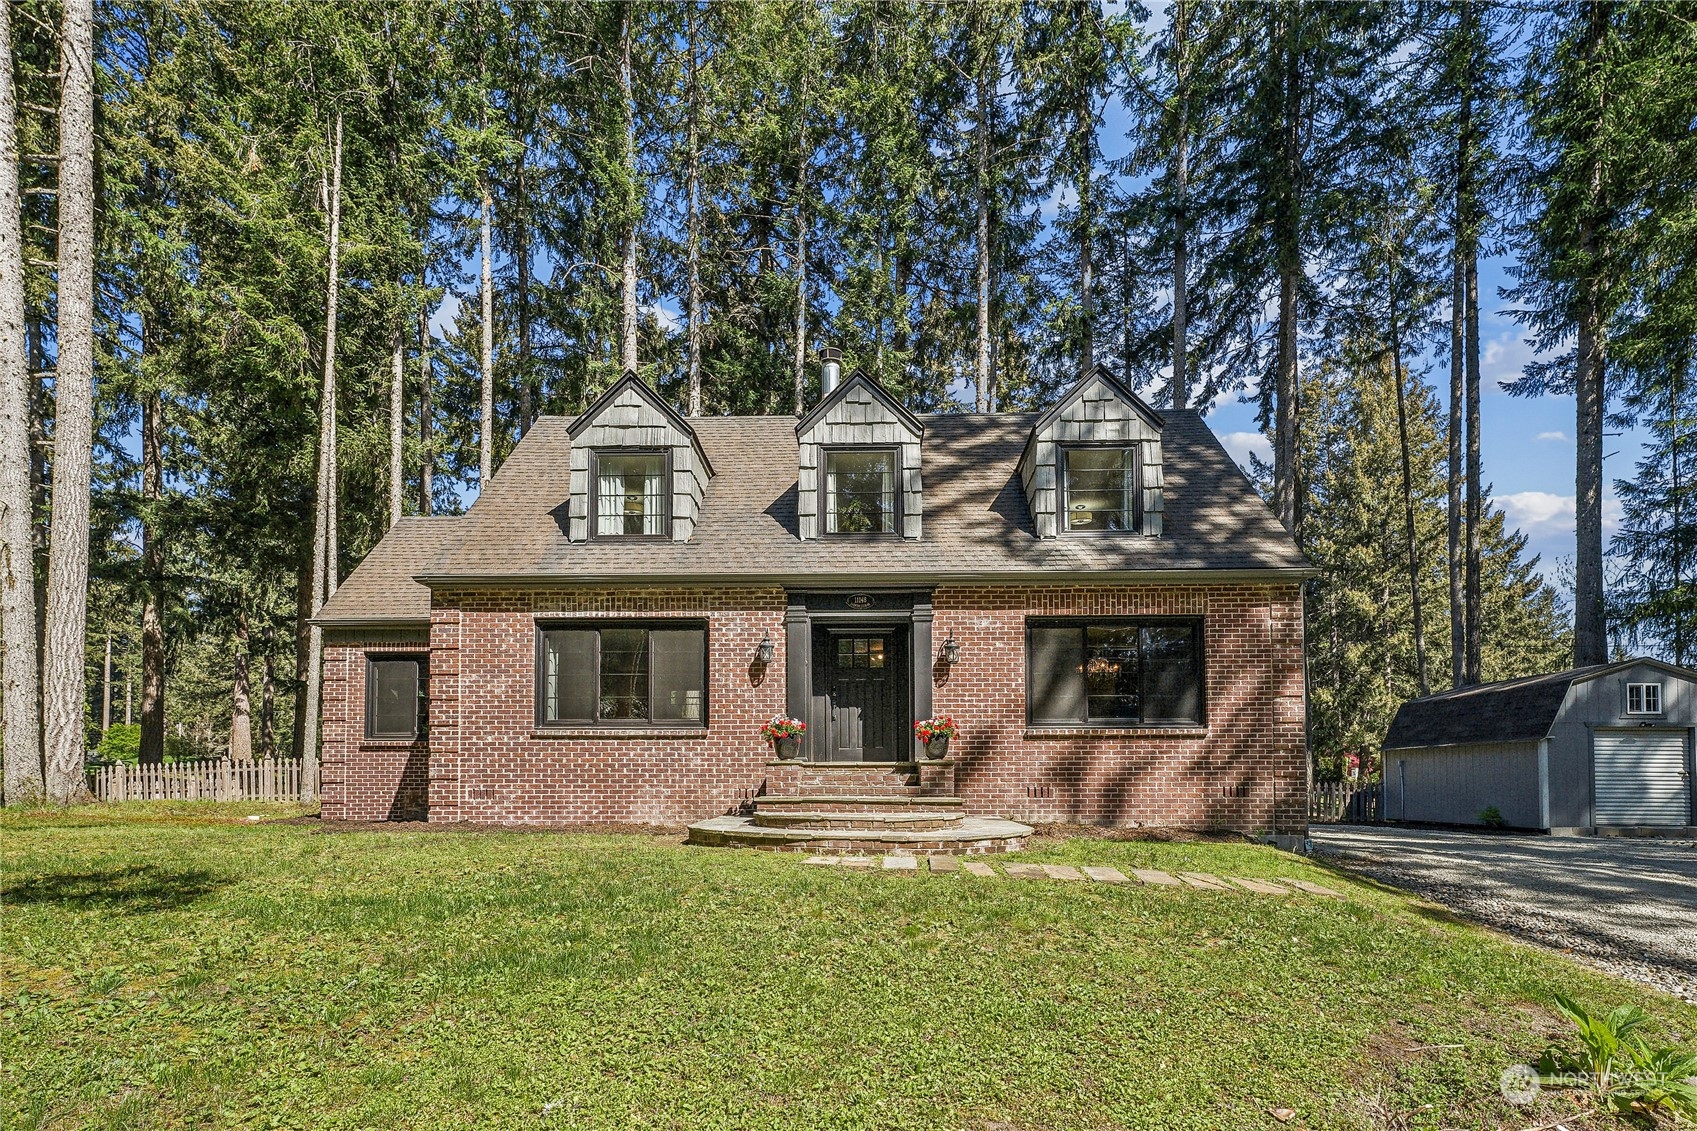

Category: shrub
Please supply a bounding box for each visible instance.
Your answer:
[1478,805,1505,828]
[96,724,141,765]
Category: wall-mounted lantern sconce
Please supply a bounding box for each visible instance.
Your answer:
[940,635,961,665]
[755,633,776,665]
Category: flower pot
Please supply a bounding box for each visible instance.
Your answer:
[923,735,950,760]
[773,735,801,761]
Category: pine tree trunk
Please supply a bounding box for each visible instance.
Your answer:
[259,624,275,759]
[1270,15,1302,537]
[418,302,433,515]
[301,112,344,800]
[42,0,96,803]
[973,46,992,414]
[1075,88,1094,373]
[0,2,43,805]
[101,630,111,732]
[1169,0,1190,409]
[479,182,494,486]
[1464,255,1483,683]
[1572,0,1609,667]
[229,613,253,761]
[790,71,808,417]
[687,8,706,416]
[1390,286,1429,696]
[619,1,639,377]
[138,378,166,763]
[389,338,404,528]
[1448,244,1465,686]
[290,545,310,758]
[516,160,532,434]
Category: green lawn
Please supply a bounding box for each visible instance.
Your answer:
[3,805,1692,1131]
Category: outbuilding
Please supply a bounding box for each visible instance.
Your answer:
[1381,659,1695,834]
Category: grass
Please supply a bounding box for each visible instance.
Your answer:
[3,805,1694,1131]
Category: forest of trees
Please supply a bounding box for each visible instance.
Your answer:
[1,1,1694,801]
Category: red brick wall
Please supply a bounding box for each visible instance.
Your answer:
[421,586,789,825]
[317,582,1307,833]
[320,637,431,821]
[930,583,1308,834]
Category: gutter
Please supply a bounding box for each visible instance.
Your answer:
[411,567,1321,588]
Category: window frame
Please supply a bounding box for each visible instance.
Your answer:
[1058,442,1142,535]
[1024,616,1206,728]
[533,619,709,729]
[819,445,903,539]
[1625,682,1664,715]
[588,447,673,541]
[364,654,427,741]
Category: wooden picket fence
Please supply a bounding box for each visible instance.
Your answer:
[1308,780,1381,823]
[87,757,305,803]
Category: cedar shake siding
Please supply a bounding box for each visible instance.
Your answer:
[314,367,1314,834]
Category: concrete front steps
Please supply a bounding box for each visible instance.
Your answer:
[685,813,1033,855]
[685,759,1031,855]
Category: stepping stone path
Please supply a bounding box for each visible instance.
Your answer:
[1279,878,1344,898]
[1229,877,1292,895]
[798,855,1348,901]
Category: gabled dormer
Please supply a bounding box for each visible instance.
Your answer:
[795,363,924,540]
[566,372,714,543]
[1017,365,1165,538]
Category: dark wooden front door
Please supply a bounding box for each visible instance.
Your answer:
[812,629,908,762]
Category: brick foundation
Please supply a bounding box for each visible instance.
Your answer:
[318,582,1308,833]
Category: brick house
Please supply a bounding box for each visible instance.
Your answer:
[315,361,1313,851]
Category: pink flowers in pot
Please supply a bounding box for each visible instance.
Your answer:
[913,715,957,743]
[760,716,807,741]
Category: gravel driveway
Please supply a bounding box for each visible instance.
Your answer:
[1311,825,1697,1003]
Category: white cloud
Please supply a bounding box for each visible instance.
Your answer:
[1498,490,1624,540]
[1499,491,1574,537]
[428,293,460,338]
[1219,431,1271,471]
[1536,431,1569,442]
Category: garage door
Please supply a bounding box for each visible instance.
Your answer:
[1593,729,1691,826]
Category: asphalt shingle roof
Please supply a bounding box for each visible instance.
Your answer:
[1382,664,1613,749]
[317,409,1310,625]
[316,516,459,625]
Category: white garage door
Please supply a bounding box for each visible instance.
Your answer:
[1593,729,1691,827]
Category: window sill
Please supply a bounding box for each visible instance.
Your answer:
[767,760,920,769]
[359,737,424,748]
[531,727,709,740]
[1023,726,1208,740]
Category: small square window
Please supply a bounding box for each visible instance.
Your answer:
[1626,682,1663,715]
[593,451,668,537]
[824,450,897,534]
[365,658,425,740]
[1063,447,1137,532]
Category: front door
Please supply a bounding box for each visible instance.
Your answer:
[812,629,908,762]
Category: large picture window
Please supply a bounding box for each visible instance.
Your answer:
[365,657,426,740]
[592,450,669,537]
[537,623,707,727]
[824,449,898,535]
[1061,446,1138,533]
[1026,619,1202,726]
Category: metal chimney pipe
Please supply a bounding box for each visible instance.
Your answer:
[819,347,842,397]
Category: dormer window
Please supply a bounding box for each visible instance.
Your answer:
[824,449,898,535]
[592,450,669,538]
[1062,446,1139,533]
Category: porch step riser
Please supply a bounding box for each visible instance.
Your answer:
[753,812,963,832]
[754,796,963,815]
[689,830,1030,857]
